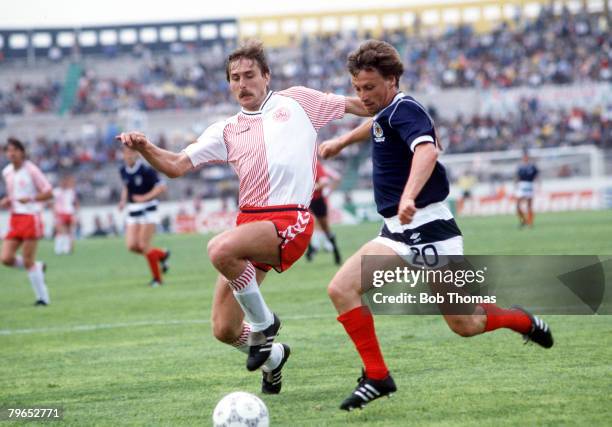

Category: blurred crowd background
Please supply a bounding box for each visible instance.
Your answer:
[0,4,610,207]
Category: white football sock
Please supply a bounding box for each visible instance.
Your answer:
[229,262,274,332]
[262,343,284,372]
[27,263,49,303]
[54,236,62,254]
[230,323,251,354]
[62,235,72,254]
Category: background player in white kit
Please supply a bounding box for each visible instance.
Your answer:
[117,40,368,393]
[1,138,53,306]
[53,175,79,255]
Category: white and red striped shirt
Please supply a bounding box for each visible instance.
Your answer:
[2,160,52,214]
[184,86,345,208]
[53,187,78,215]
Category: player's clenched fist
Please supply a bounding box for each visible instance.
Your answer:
[319,138,343,159]
[116,132,149,150]
[398,197,417,225]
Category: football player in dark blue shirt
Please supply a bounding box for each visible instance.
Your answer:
[320,40,553,411]
[515,152,539,227]
[118,146,170,287]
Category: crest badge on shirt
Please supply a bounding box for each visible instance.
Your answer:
[373,121,385,143]
[273,107,291,122]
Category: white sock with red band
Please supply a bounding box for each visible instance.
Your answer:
[229,261,274,332]
[230,323,252,354]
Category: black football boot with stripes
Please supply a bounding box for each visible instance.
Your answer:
[160,249,171,274]
[512,305,554,348]
[246,313,281,371]
[340,369,397,411]
[261,343,291,394]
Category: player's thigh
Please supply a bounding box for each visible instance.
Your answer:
[20,239,39,264]
[211,270,267,325]
[138,223,156,250]
[329,240,398,296]
[125,223,141,248]
[1,239,22,263]
[210,221,282,266]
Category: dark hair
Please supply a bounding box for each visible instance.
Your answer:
[225,39,271,81]
[5,137,26,154]
[347,40,404,87]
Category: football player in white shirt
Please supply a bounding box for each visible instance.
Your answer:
[118,40,369,394]
[1,138,53,306]
[53,175,79,255]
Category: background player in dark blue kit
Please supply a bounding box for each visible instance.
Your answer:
[515,152,539,228]
[119,146,170,287]
[320,40,554,411]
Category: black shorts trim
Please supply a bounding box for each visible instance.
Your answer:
[380,218,462,246]
[240,206,308,214]
[129,205,158,217]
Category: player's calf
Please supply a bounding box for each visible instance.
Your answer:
[444,314,487,337]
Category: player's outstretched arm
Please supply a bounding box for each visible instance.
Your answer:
[345,97,371,117]
[319,118,372,159]
[117,132,193,178]
[398,143,439,225]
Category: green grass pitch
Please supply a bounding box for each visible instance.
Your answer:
[1,210,611,426]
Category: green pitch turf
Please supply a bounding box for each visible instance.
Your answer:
[1,210,611,426]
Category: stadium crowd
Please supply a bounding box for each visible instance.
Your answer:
[0,6,610,115]
[1,100,608,205]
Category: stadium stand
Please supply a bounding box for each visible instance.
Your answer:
[0,1,610,206]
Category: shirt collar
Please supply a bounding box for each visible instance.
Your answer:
[374,91,405,120]
[241,90,274,115]
[125,158,142,174]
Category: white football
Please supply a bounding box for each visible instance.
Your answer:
[212,391,269,427]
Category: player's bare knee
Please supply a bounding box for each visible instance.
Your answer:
[207,236,233,269]
[328,279,353,303]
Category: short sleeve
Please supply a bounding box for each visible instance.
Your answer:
[389,101,436,153]
[183,121,228,167]
[277,86,345,131]
[26,161,52,193]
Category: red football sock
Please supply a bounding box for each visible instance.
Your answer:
[337,306,388,380]
[149,247,166,260]
[481,303,532,334]
[527,211,534,225]
[145,249,163,282]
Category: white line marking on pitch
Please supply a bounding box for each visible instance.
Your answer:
[0,314,330,336]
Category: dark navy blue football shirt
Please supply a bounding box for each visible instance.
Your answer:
[371,92,449,218]
[119,160,161,203]
[517,163,539,182]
